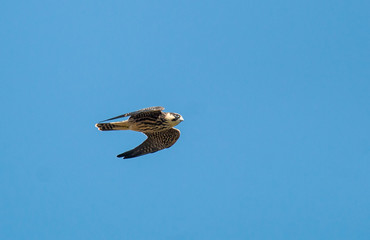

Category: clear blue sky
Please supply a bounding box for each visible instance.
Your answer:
[1,1,369,239]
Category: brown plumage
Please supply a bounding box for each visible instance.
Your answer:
[95,106,183,159]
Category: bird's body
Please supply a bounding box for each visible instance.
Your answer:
[95,106,183,159]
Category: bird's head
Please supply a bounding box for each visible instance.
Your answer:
[166,112,184,127]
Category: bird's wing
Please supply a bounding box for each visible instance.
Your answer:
[128,106,165,120]
[99,106,164,122]
[117,128,180,159]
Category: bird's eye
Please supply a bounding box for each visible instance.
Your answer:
[172,118,177,121]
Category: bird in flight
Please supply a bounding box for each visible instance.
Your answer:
[95,106,184,159]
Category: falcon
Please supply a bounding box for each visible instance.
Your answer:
[95,106,184,159]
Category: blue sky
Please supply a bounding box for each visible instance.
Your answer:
[1,0,369,239]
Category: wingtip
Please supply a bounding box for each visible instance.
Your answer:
[117,152,128,158]
[116,154,133,159]
[117,150,137,159]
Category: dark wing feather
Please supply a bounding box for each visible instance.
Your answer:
[117,128,180,159]
[99,106,164,122]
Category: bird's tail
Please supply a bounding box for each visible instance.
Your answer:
[95,121,130,131]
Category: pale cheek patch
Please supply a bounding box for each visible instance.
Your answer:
[164,114,173,121]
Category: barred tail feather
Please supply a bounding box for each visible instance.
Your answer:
[95,121,130,131]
